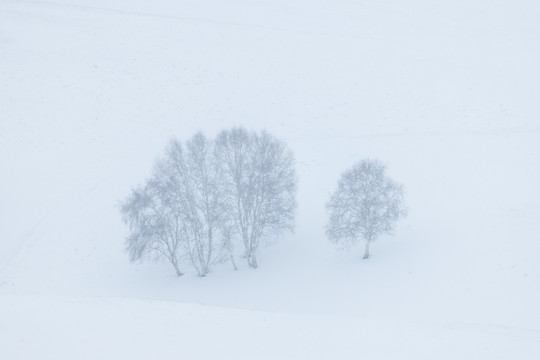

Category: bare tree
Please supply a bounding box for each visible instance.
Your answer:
[215,127,297,269]
[121,134,229,277]
[120,179,185,277]
[181,133,230,276]
[326,159,407,259]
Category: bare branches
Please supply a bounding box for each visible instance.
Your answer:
[326,159,407,259]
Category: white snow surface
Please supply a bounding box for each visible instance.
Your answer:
[1,0,539,358]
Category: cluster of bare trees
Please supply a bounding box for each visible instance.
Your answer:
[121,128,408,277]
[121,128,297,276]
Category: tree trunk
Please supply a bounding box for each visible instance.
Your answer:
[200,263,209,277]
[172,260,183,276]
[230,254,238,271]
[362,241,370,260]
[248,253,258,269]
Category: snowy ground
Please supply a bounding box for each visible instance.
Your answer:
[2,294,538,360]
[1,0,540,358]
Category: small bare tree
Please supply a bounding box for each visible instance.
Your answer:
[215,128,297,268]
[326,159,407,259]
[120,180,185,277]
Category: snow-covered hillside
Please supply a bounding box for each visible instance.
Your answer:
[1,0,539,358]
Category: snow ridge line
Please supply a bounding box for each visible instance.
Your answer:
[1,0,363,40]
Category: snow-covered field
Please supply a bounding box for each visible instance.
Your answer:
[1,0,539,358]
